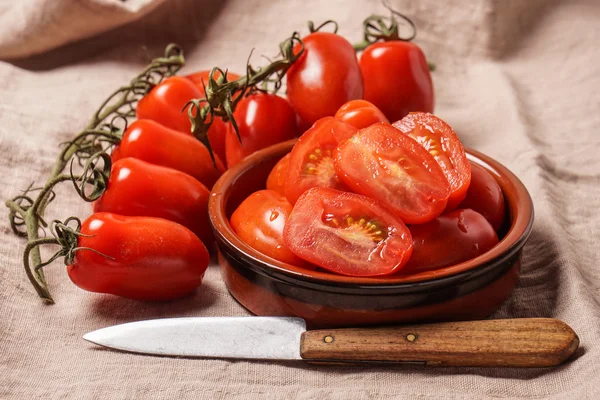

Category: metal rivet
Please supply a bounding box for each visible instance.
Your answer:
[324,335,334,343]
[406,333,417,342]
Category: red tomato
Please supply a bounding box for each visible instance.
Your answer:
[334,122,450,224]
[402,209,498,274]
[225,92,298,167]
[286,32,363,126]
[393,112,471,210]
[68,213,209,301]
[93,158,213,246]
[458,162,506,231]
[334,99,389,129]
[360,41,434,122]
[283,188,413,277]
[284,117,358,204]
[113,119,225,189]
[266,153,291,196]
[230,190,308,267]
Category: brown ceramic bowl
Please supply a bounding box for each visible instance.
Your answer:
[209,139,533,328]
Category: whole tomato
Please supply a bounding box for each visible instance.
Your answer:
[360,41,434,122]
[334,99,389,129]
[68,213,209,301]
[286,32,363,126]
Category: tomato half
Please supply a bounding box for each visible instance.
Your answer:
[401,209,498,274]
[283,188,413,277]
[393,112,471,210]
[458,162,506,231]
[286,32,363,126]
[266,153,291,196]
[334,99,389,130]
[334,122,450,224]
[225,92,298,167]
[360,41,434,122]
[113,119,225,189]
[284,117,358,204]
[94,158,213,246]
[68,213,209,301]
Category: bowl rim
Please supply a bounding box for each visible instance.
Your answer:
[209,139,534,287]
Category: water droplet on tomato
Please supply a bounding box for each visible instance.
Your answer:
[269,211,279,221]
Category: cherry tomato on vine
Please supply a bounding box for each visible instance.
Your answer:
[286,32,363,126]
[186,70,241,92]
[360,41,434,122]
[393,112,471,210]
[266,153,291,196]
[68,213,209,301]
[334,99,389,129]
[93,158,213,246]
[334,122,450,224]
[283,187,413,277]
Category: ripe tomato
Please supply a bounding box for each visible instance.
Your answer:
[360,41,434,122]
[93,158,213,246]
[113,119,225,189]
[286,32,363,126]
[334,122,450,224]
[266,153,291,196]
[334,99,389,129]
[284,188,413,277]
[393,112,471,210]
[225,92,298,167]
[68,213,209,301]
[458,162,506,231]
[284,117,357,204]
[230,190,307,267]
[401,209,498,274]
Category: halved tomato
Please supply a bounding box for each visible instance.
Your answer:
[334,122,450,224]
[283,187,413,277]
[266,153,291,196]
[458,162,505,231]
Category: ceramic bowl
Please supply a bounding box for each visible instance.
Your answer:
[209,139,534,328]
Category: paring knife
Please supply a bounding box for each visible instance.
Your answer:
[83,317,579,367]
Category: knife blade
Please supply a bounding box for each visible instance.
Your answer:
[84,317,579,367]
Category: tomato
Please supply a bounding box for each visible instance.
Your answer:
[334,122,450,224]
[186,70,241,92]
[113,119,225,189]
[401,209,498,274]
[93,158,213,246]
[458,162,506,231]
[68,213,209,301]
[225,92,298,167]
[334,99,389,129]
[393,112,471,210]
[360,41,434,122]
[230,190,308,267]
[283,187,413,277]
[284,117,358,204]
[286,32,363,126]
[266,153,290,196]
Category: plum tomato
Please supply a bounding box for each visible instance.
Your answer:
[360,41,434,122]
[458,162,506,231]
[334,122,450,224]
[283,187,413,277]
[284,117,358,204]
[334,99,389,130]
[230,190,307,267]
[68,213,209,301]
[401,209,498,274]
[393,112,471,210]
[266,153,291,196]
[286,32,363,126]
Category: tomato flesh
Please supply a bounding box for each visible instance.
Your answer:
[335,99,389,130]
[266,153,291,196]
[458,162,506,231]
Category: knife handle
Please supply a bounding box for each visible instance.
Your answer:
[300,318,579,367]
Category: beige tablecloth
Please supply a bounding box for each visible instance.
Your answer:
[1,0,599,398]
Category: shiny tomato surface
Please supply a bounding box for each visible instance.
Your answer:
[266,153,291,196]
[458,162,506,231]
[334,99,389,129]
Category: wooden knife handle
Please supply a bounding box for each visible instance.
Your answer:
[300,318,579,367]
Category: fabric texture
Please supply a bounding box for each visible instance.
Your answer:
[1,0,599,398]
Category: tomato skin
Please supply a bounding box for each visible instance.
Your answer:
[93,158,213,246]
[225,92,298,168]
[458,163,505,231]
[402,209,498,274]
[113,119,225,189]
[283,187,413,277]
[68,213,209,301]
[287,32,363,126]
[266,153,291,196]
[360,41,434,122]
[230,190,307,267]
[334,99,389,129]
